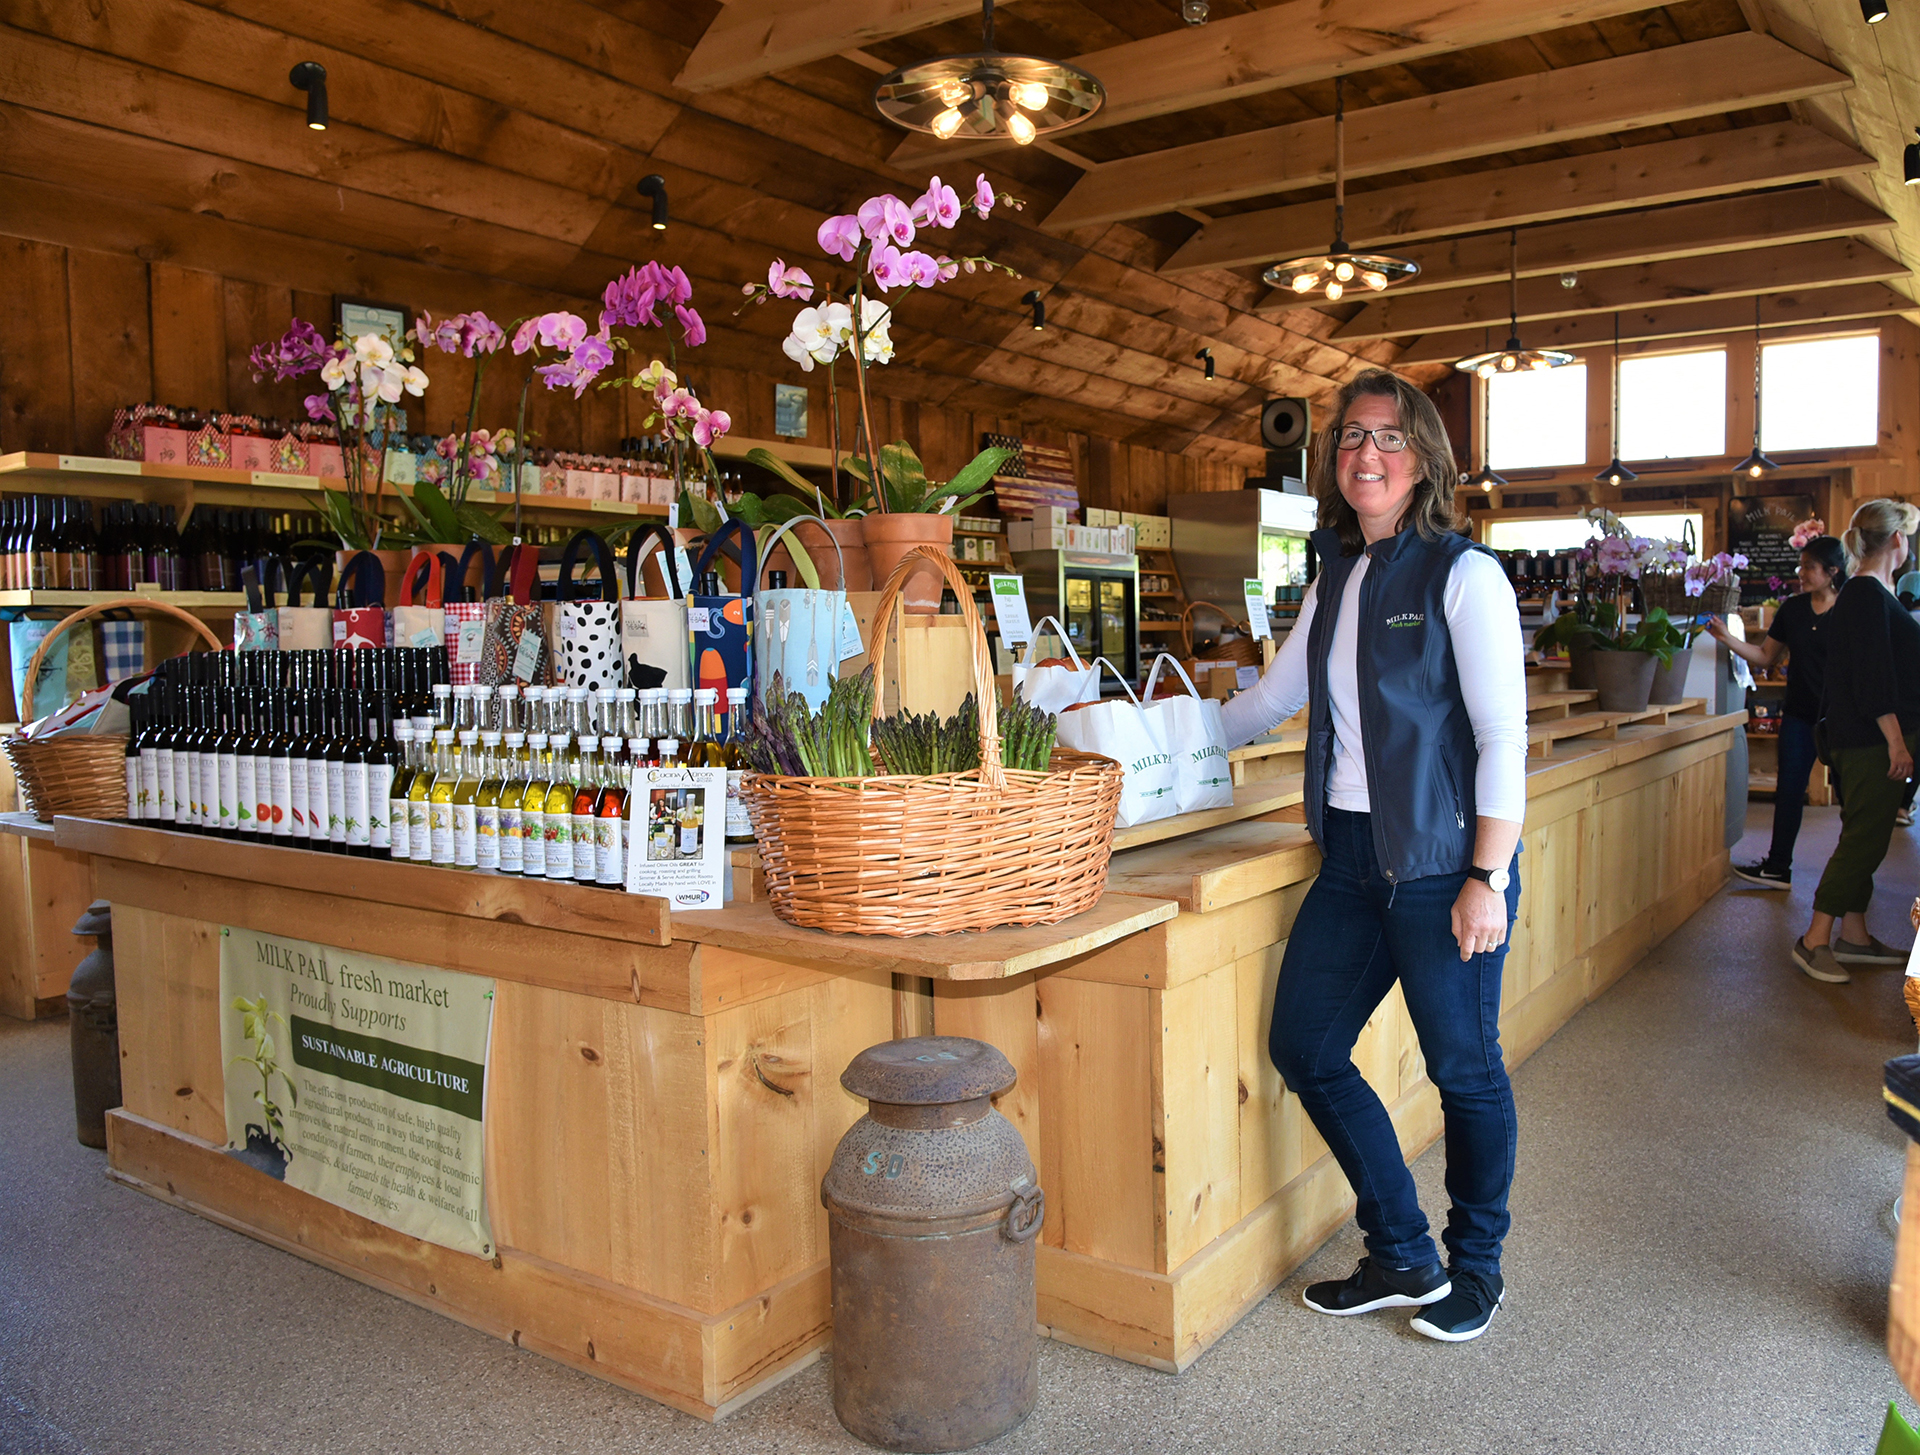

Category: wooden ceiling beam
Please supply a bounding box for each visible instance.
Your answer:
[1257,189,1896,314]
[675,0,995,93]
[1391,282,1914,364]
[1045,33,1848,233]
[887,0,1665,169]
[1161,122,1878,276]
[1330,238,1907,341]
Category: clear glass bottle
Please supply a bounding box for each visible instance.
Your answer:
[690,688,726,768]
[497,730,527,875]
[724,686,754,843]
[566,685,592,742]
[407,724,437,862]
[571,736,601,882]
[657,736,682,768]
[519,732,551,879]
[473,683,496,735]
[495,684,521,736]
[450,728,480,869]
[426,728,457,866]
[388,724,417,860]
[431,681,454,735]
[475,729,504,872]
[666,688,693,752]
[452,683,477,735]
[543,734,578,881]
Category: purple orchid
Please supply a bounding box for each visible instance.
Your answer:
[510,317,540,355]
[675,304,707,348]
[868,243,912,291]
[536,312,589,350]
[303,392,336,423]
[913,177,961,229]
[973,173,996,219]
[818,214,863,261]
[898,251,944,288]
[249,318,332,383]
[858,194,916,248]
[601,267,661,330]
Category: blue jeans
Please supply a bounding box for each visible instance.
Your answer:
[1765,715,1818,871]
[1270,808,1521,1276]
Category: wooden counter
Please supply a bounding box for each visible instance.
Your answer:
[0,797,91,1019]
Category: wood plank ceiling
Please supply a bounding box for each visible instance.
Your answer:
[1,0,1914,469]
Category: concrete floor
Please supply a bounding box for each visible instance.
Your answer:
[4,803,1920,1455]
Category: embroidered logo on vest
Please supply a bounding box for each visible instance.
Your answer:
[1384,611,1425,629]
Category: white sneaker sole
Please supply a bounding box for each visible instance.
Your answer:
[1833,945,1908,965]
[1410,1297,1503,1342]
[1303,1283,1450,1316]
[1731,868,1789,889]
[1793,946,1850,983]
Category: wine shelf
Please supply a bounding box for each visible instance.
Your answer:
[0,589,244,610]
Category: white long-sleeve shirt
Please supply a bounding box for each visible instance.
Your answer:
[1220,549,1528,825]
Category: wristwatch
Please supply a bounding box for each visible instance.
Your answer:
[1466,864,1511,893]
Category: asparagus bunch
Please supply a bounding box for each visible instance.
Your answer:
[743,668,877,777]
[871,694,1059,775]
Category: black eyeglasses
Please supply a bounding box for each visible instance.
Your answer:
[1335,425,1409,453]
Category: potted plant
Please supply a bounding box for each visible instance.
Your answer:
[1580,534,1662,712]
[227,995,296,1180]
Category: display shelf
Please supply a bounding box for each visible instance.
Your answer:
[1141,621,1184,632]
[0,589,244,610]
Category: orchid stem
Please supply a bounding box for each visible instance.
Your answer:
[511,368,533,540]
[849,278,885,513]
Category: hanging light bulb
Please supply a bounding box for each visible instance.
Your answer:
[931,107,966,138]
[1007,111,1037,144]
[875,0,1104,143]
[1182,0,1210,23]
[1477,362,1497,381]
[1595,313,1638,488]
[1011,80,1050,110]
[1736,295,1781,480]
[1262,79,1418,302]
[940,79,971,106]
[1454,230,1576,377]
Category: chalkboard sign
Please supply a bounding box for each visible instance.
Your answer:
[1727,493,1815,604]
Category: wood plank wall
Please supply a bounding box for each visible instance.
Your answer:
[0,237,1247,509]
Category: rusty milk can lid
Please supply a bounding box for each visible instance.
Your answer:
[841,1036,1016,1106]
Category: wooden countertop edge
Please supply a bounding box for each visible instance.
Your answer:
[1522,710,1745,795]
[0,810,58,842]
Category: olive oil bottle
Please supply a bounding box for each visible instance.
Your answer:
[595,741,627,887]
[387,724,417,860]
[498,731,527,875]
[450,729,480,869]
[426,728,456,867]
[543,734,578,881]
[519,732,551,878]
[475,730,504,873]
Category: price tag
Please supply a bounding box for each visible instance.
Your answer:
[1243,578,1272,641]
[456,620,485,664]
[672,546,695,598]
[560,614,578,642]
[510,629,542,683]
[988,574,1033,646]
[590,498,634,514]
[839,600,865,661]
[58,454,140,475]
[411,627,441,650]
[467,487,497,504]
[686,606,711,634]
[666,503,678,529]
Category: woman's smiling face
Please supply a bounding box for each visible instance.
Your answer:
[1336,392,1421,544]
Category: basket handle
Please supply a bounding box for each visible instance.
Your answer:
[21,598,224,716]
[865,544,1004,792]
[1179,599,1245,660]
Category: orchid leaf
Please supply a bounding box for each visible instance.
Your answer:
[453,503,512,544]
[685,492,725,536]
[942,446,1014,500]
[745,448,819,497]
[409,480,467,543]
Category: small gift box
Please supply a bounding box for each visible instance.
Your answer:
[134,426,195,464]
[308,442,345,477]
[186,427,232,468]
[268,435,309,474]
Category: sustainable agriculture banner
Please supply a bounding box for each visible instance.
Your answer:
[218,927,496,1258]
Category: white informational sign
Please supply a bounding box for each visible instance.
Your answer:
[1243,579,1272,641]
[218,927,496,1258]
[625,765,728,909]
[988,574,1033,646]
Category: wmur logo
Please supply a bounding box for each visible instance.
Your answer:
[1384,611,1425,629]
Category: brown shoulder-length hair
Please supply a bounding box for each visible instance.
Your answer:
[1310,369,1464,555]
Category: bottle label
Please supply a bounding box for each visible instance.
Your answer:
[545,814,572,878]
[573,813,596,879]
[307,760,330,841]
[218,752,238,827]
[430,801,454,865]
[126,757,143,820]
[173,755,192,825]
[680,825,699,857]
[235,755,257,833]
[389,796,411,859]
[476,804,500,870]
[326,760,347,842]
[409,801,431,860]
[139,749,160,820]
[269,756,292,836]
[726,768,750,840]
[595,816,622,885]
[288,758,309,836]
[153,749,172,821]
[521,809,546,875]
[369,765,393,850]
[453,802,478,867]
[499,804,524,873]
[344,762,371,848]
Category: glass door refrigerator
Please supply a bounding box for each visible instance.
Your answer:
[1011,548,1139,693]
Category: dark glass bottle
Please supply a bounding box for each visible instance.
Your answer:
[67,498,99,591]
[366,690,396,858]
[193,685,221,835]
[322,689,350,853]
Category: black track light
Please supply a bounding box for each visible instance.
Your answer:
[1022,290,1045,331]
[637,174,668,231]
[1861,0,1890,21]
[1196,347,1216,381]
[1595,457,1639,487]
[1905,128,1920,185]
[289,62,328,131]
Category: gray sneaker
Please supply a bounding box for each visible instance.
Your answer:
[1834,935,1909,965]
[1792,937,1849,983]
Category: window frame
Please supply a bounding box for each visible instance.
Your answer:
[1615,345,1728,464]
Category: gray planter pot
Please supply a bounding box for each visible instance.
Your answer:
[1592,649,1657,713]
[1568,639,1597,690]
[1648,651,1691,705]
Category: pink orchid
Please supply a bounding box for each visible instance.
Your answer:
[913,176,961,229]
[858,194,916,248]
[660,387,703,421]
[868,243,912,291]
[571,332,616,379]
[768,259,814,300]
[536,312,588,349]
[658,264,692,307]
[510,317,540,355]
[936,255,959,282]
[898,251,943,288]
[303,392,335,423]
[460,312,504,356]
[675,304,707,348]
[693,408,732,448]
[534,359,581,393]
[973,173,995,219]
[818,214,862,261]
[600,267,661,330]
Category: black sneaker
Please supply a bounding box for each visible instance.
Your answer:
[1302,1257,1450,1316]
[1731,861,1790,889]
[1410,1268,1504,1342]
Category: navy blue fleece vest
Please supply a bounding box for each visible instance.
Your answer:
[1304,525,1486,884]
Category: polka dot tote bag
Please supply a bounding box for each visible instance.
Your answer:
[556,528,623,693]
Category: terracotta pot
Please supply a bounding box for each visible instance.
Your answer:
[334,548,412,608]
[1567,639,1597,691]
[1591,649,1657,713]
[793,518,872,592]
[1648,650,1692,705]
[860,513,954,612]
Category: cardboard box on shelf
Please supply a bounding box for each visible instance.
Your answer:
[1136,515,1171,548]
[1033,504,1071,530]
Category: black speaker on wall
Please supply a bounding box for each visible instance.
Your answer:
[1248,397,1311,492]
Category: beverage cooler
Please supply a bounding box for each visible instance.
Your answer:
[1010,548,1139,691]
[1167,488,1318,619]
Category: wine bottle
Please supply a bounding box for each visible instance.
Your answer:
[213,683,241,838]
[233,686,260,837]
[324,689,350,853]
[366,692,395,858]
[266,691,294,840]
[387,724,417,861]
[305,689,334,851]
[125,691,148,820]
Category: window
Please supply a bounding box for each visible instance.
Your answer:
[1760,334,1879,453]
[1618,349,1725,461]
[1486,364,1587,470]
[1486,512,1703,554]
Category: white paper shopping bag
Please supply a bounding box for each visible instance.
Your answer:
[1011,615,1101,714]
[1052,658,1176,828]
[1143,653,1234,815]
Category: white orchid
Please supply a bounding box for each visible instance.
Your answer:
[400,364,429,397]
[858,296,894,365]
[320,354,350,390]
[352,332,395,369]
[782,303,852,371]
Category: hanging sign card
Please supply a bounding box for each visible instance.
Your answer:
[218,929,496,1258]
[625,765,728,908]
[1243,579,1272,640]
[988,574,1033,646]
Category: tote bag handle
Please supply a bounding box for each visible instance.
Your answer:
[622,523,685,600]
[557,529,620,603]
[398,550,445,609]
[690,515,757,601]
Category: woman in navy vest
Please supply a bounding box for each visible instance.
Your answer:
[1223,369,1528,1342]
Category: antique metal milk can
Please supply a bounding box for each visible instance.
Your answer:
[822,1036,1045,1452]
[67,899,120,1149]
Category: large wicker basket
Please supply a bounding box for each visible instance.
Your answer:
[4,598,222,821]
[1640,573,1740,618]
[741,546,1124,937]
[1180,599,1261,669]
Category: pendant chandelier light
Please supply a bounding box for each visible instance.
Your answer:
[1453,231,1577,378]
[1736,295,1781,479]
[873,0,1104,146]
[1261,79,1419,302]
[1463,332,1508,493]
[1595,312,1638,487]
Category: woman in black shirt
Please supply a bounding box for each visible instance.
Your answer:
[1706,535,1845,887]
[1789,499,1920,984]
